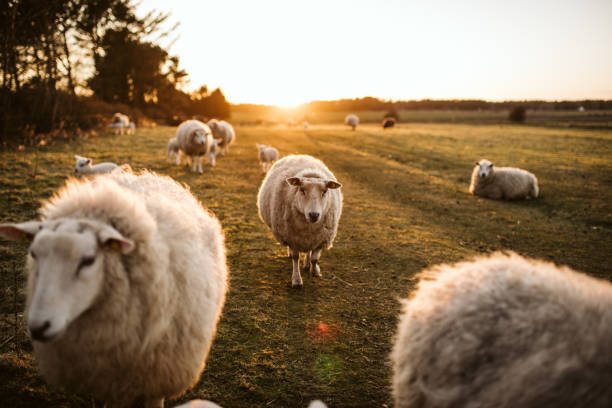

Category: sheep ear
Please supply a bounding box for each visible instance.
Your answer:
[98,225,134,254]
[286,177,302,186]
[490,163,494,168]
[0,221,43,242]
[325,180,342,189]
[475,161,479,166]
[86,158,92,165]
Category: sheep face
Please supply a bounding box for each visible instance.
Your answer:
[476,159,494,178]
[286,177,341,223]
[74,155,92,173]
[191,129,208,146]
[256,144,266,159]
[0,219,134,343]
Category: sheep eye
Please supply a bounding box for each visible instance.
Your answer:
[322,189,327,196]
[78,256,96,269]
[29,250,37,259]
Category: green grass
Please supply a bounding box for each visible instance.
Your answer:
[1,123,611,407]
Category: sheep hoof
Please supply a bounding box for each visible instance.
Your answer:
[292,282,303,289]
[311,264,322,278]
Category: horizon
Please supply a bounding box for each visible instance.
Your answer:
[139,0,612,106]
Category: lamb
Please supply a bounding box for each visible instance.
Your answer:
[469,159,539,200]
[167,137,180,164]
[345,114,359,130]
[0,170,228,408]
[176,120,214,173]
[109,112,134,135]
[256,143,279,173]
[257,155,342,288]
[207,119,235,156]
[74,155,118,175]
[391,252,612,408]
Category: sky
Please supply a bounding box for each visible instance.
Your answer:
[138,0,612,106]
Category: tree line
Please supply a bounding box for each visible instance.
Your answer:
[0,0,230,145]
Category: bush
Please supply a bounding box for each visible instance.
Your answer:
[509,106,526,123]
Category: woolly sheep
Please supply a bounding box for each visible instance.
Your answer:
[74,155,118,175]
[0,170,228,408]
[257,155,342,288]
[176,120,214,173]
[345,114,359,130]
[256,143,279,173]
[469,159,539,200]
[167,137,180,164]
[207,119,235,156]
[391,252,612,408]
[110,112,134,135]
[174,400,326,408]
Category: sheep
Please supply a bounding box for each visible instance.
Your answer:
[0,169,228,408]
[176,120,214,173]
[174,400,326,408]
[257,155,342,288]
[345,114,359,130]
[167,137,180,164]
[256,143,279,173]
[110,112,133,135]
[391,252,612,408]
[208,137,220,167]
[74,155,118,175]
[382,117,396,129]
[469,159,539,200]
[207,119,235,156]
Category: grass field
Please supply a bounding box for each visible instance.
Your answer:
[1,123,611,407]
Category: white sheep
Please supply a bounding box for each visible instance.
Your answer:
[0,170,228,408]
[167,137,180,164]
[345,114,359,130]
[74,155,118,175]
[256,143,279,173]
[207,119,235,156]
[257,155,342,288]
[391,252,612,408]
[109,112,133,135]
[176,120,213,173]
[469,159,539,200]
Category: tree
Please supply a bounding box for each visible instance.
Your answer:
[508,106,526,123]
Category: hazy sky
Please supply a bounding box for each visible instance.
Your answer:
[139,0,612,106]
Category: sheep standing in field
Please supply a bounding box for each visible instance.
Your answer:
[109,112,133,135]
[74,155,118,175]
[207,119,235,156]
[469,159,539,200]
[167,137,180,164]
[391,252,612,408]
[257,155,342,288]
[256,143,279,173]
[176,120,213,173]
[345,114,359,130]
[0,170,228,408]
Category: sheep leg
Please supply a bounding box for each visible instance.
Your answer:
[261,162,266,173]
[175,151,181,166]
[197,156,204,173]
[305,251,311,270]
[309,247,322,278]
[209,153,216,167]
[191,156,197,172]
[289,247,303,288]
[144,397,164,408]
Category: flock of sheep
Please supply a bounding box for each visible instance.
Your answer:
[0,113,610,408]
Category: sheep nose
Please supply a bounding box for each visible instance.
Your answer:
[29,320,51,342]
[308,212,320,223]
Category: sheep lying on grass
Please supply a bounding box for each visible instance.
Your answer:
[392,252,612,408]
[345,114,359,130]
[256,143,279,173]
[74,155,118,175]
[257,155,342,288]
[469,159,539,200]
[176,120,213,173]
[0,170,228,408]
[207,119,235,156]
